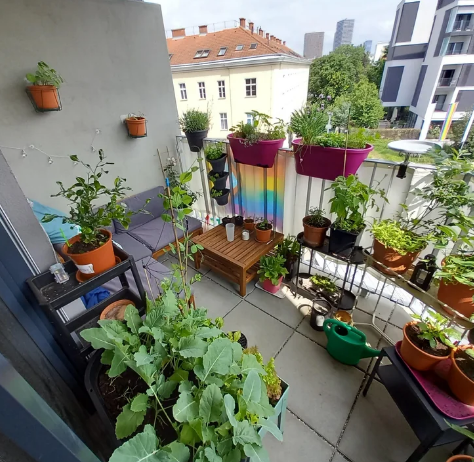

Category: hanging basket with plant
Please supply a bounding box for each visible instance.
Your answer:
[204,142,227,172]
[228,111,286,168]
[42,150,149,281]
[179,108,210,152]
[257,254,288,293]
[125,113,147,137]
[328,175,386,256]
[210,188,229,206]
[302,207,331,248]
[290,103,373,181]
[25,61,63,111]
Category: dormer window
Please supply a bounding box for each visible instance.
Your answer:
[235,44,244,51]
[218,47,227,56]
[194,49,210,59]
[250,43,257,49]
[169,54,173,60]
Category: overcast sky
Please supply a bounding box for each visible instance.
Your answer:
[146,0,400,56]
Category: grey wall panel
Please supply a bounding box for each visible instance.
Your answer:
[435,10,453,56]
[412,65,428,107]
[382,66,404,102]
[459,64,474,86]
[396,2,420,43]
[456,90,474,111]
[392,43,428,60]
[437,0,455,9]
[390,8,401,45]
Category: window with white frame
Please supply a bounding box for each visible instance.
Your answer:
[218,80,226,98]
[246,113,255,125]
[220,113,228,130]
[198,82,206,99]
[218,47,227,56]
[179,83,187,100]
[245,78,257,97]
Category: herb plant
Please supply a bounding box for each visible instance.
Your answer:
[371,219,429,255]
[179,109,210,133]
[328,175,386,233]
[412,311,460,349]
[230,111,286,146]
[437,254,474,296]
[42,150,149,249]
[210,189,223,198]
[204,142,225,160]
[277,235,299,261]
[312,130,370,149]
[305,207,328,227]
[310,275,338,294]
[256,218,273,231]
[163,157,199,208]
[290,104,328,145]
[26,61,64,87]
[257,254,289,285]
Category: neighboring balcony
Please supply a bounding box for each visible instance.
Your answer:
[438,77,457,87]
[453,20,472,32]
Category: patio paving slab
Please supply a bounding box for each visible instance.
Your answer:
[263,410,334,462]
[223,300,294,361]
[193,277,242,319]
[274,332,364,445]
[245,285,310,328]
[332,451,351,462]
[356,293,397,322]
[204,270,257,297]
[338,379,455,462]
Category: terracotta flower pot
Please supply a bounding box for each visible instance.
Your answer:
[438,279,474,318]
[400,321,450,371]
[262,276,283,294]
[255,225,272,242]
[448,346,474,406]
[27,85,60,110]
[100,299,135,321]
[126,117,146,137]
[244,219,255,231]
[372,239,422,275]
[302,216,331,248]
[446,455,473,461]
[63,229,116,281]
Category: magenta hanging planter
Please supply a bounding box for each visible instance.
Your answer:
[292,139,373,181]
[228,134,284,168]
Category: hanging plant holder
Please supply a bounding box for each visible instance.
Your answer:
[25,86,62,112]
[125,117,147,138]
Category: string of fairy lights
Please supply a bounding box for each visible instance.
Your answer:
[0,129,101,165]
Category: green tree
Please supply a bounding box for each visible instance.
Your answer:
[367,46,388,90]
[348,79,385,128]
[308,45,370,101]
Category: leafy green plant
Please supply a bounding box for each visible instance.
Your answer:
[179,108,210,133]
[310,275,338,294]
[230,111,286,146]
[437,254,474,292]
[371,219,429,254]
[26,61,63,87]
[446,419,474,452]
[210,189,223,198]
[204,142,225,160]
[256,218,273,231]
[312,130,371,149]
[257,254,288,285]
[290,105,328,145]
[412,310,460,349]
[305,207,328,227]
[328,175,386,233]
[42,150,149,249]
[276,235,299,261]
[164,157,200,208]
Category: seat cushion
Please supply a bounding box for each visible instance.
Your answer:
[114,186,165,233]
[128,217,202,252]
[112,233,152,262]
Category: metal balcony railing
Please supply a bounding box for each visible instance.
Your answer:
[453,20,472,31]
[438,77,457,87]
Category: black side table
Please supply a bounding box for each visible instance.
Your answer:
[363,346,474,462]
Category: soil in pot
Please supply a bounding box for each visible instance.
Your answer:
[244,219,255,231]
[209,170,229,190]
[207,153,227,173]
[438,279,474,319]
[98,367,177,443]
[400,322,451,371]
[372,239,421,275]
[448,347,474,405]
[303,217,330,247]
[255,223,272,242]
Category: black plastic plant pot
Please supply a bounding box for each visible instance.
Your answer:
[209,171,229,190]
[284,257,298,283]
[206,153,227,173]
[185,129,208,152]
[310,300,331,331]
[328,226,363,257]
[234,215,244,226]
[222,217,232,226]
[235,332,248,349]
[212,188,230,206]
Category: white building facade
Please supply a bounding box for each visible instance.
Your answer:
[380,0,474,136]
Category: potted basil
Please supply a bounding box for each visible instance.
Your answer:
[228,111,286,168]
[179,108,210,152]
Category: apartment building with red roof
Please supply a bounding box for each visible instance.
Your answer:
[167,18,311,138]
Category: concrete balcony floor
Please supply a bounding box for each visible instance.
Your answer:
[158,254,469,462]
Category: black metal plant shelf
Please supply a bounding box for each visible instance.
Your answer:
[25,87,62,113]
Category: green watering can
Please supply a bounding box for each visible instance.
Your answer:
[323,319,381,365]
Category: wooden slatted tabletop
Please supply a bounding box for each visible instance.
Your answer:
[193,225,284,296]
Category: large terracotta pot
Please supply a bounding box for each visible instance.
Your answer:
[400,321,450,371]
[446,456,473,462]
[126,117,146,137]
[244,219,255,231]
[302,217,331,248]
[27,85,60,110]
[448,346,474,406]
[100,299,135,321]
[63,229,115,281]
[438,279,474,318]
[372,239,421,275]
[255,225,272,243]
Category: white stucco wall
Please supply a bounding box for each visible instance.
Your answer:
[0,0,179,211]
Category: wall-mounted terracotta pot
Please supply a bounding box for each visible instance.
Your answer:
[126,117,147,137]
[27,85,60,110]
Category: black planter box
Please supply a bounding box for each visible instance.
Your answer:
[209,171,229,190]
[185,129,208,152]
[206,153,227,173]
[328,226,362,256]
[212,188,230,206]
